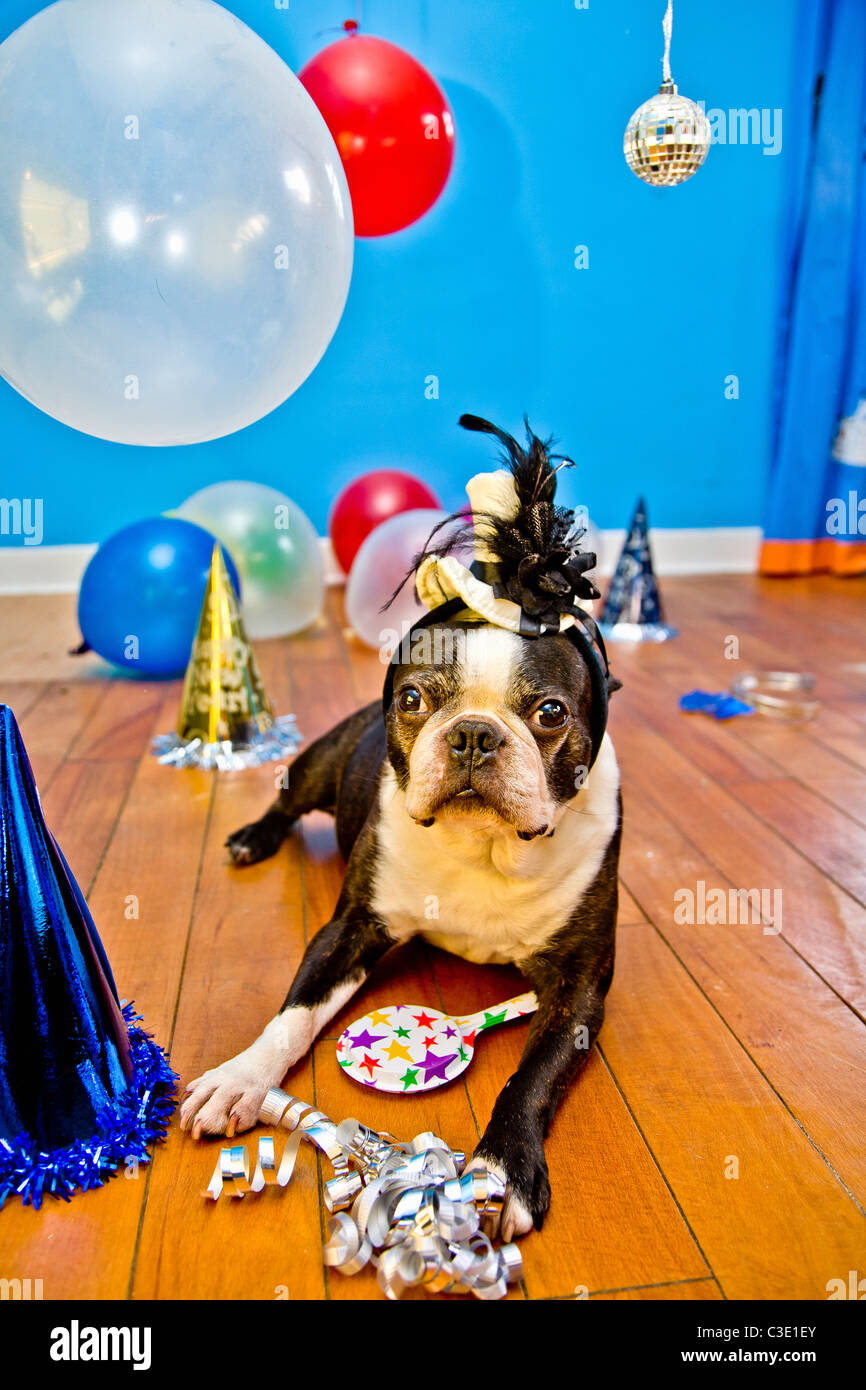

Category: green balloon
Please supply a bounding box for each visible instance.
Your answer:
[175,481,324,638]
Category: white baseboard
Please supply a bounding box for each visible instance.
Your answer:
[0,527,762,595]
[0,543,98,594]
[593,526,763,577]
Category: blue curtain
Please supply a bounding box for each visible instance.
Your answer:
[761,0,866,574]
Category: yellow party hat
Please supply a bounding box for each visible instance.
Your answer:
[152,545,301,770]
[176,544,272,745]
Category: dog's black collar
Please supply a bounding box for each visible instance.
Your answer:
[381,590,612,773]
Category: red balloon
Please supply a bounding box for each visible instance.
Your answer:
[299,35,455,237]
[330,470,442,574]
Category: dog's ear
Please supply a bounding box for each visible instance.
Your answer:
[606,673,623,696]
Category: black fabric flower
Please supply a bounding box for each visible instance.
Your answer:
[501,539,600,624]
[386,414,602,628]
[454,415,601,624]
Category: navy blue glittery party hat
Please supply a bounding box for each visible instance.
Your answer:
[0,704,176,1208]
[598,498,677,642]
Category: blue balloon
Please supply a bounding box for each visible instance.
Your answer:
[78,517,241,678]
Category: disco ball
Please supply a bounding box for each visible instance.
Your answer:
[624,82,710,187]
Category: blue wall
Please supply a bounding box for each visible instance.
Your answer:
[0,0,796,544]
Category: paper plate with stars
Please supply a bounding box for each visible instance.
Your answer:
[336,992,538,1093]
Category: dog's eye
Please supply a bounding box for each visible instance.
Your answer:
[533,699,569,730]
[397,685,428,715]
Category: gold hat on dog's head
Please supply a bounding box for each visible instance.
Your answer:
[413,414,601,638]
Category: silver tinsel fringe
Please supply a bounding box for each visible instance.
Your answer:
[151,715,302,771]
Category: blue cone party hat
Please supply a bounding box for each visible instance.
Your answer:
[0,705,176,1208]
[598,497,677,642]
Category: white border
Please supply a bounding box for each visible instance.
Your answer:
[0,528,763,595]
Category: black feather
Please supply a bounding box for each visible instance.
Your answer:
[383,414,601,625]
[456,414,601,621]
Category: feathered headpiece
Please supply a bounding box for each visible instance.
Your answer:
[382,414,618,770]
[414,414,600,632]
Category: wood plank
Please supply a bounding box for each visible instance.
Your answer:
[803,777,866,832]
[617,882,648,925]
[66,679,167,762]
[84,695,214,1038]
[0,592,107,682]
[620,786,866,1207]
[132,761,325,1300]
[614,717,866,1013]
[589,1278,722,1301]
[0,680,46,720]
[600,926,866,1299]
[726,776,866,905]
[41,757,137,899]
[14,680,109,790]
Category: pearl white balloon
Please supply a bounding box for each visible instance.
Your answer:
[346,508,462,654]
[0,0,353,445]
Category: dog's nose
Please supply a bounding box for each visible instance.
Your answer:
[445,719,504,766]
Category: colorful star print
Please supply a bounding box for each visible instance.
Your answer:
[348,1028,386,1051]
[482,1010,507,1030]
[421,1049,458,1084]
[336,993,539,1093]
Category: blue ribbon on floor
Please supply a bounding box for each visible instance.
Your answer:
[679,690,755,720]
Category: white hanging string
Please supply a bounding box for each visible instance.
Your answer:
[662,0,673,84]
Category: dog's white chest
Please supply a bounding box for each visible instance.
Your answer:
[371,736,620,965]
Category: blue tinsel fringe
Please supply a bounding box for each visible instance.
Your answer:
[0,1003,178,1211]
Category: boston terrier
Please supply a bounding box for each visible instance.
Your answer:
[180,415,621,1241]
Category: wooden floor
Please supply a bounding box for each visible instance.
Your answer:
[1,575,865,1302]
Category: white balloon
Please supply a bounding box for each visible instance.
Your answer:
[346,508,462,654]
[0,0,353,445]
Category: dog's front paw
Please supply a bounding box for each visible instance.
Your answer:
[179,1058,274,1140]
[180,1014,310,1140]
[226,814,286,866]
[466,1131,551,1242]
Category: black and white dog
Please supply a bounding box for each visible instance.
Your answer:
[181,416,622,1241]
